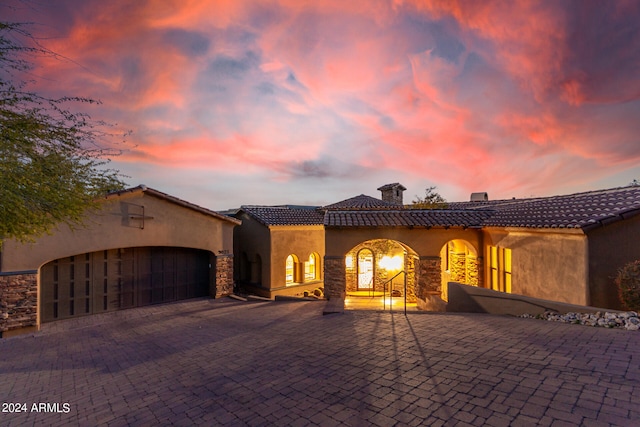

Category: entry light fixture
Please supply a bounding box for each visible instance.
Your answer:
[378,255,403,271]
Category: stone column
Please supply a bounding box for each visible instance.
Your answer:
[416,256,446,312]
[214,254,234,298]
[476,256,484,288]
[466,255,479,287]
[345,251,358,293]
[404,255,417,303]
[0,271,38,338]
[324,256,346,300]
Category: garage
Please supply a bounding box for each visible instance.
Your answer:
[1,186,239,336]
[40,247,211,323]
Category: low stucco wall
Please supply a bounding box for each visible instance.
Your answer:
[238,281,324,299]
[446,282,619,316]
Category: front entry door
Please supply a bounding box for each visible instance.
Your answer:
[357,249,374,290]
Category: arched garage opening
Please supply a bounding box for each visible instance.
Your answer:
[40,246,212,323]
[344,239,419,310]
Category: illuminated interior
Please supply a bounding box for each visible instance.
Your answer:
[357,249,374,290]
[440,240,479,301]
[344,239,418,310]
[305,253,318,282]
[285,254,297,285]
[489,246,512,293]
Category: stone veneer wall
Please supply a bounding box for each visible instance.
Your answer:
[448,252,481,288]
[324,256,346,299]
[476,257,484,288]
[466,255,478,286]
[344,250,358,292]
[416,256,446,311]
[214,254,234,298]
[404,255,417,303]
[449,251,467,283]
[0,271,38,337]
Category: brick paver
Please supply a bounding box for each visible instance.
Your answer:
[1,298,639,426]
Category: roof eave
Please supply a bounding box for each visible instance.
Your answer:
[582,207,640,232]
[106,186,242,226]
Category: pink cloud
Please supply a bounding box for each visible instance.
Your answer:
[6,0,640,206]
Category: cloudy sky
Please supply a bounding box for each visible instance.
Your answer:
[5,0,640,210]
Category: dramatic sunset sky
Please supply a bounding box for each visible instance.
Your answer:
[5,0,640,209]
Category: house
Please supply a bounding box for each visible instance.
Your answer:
[0,185,240,337]
[4,182,639,337]
[235,183,640,311]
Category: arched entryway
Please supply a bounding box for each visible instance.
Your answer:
[440,239,480,301]
[344,239,419,310]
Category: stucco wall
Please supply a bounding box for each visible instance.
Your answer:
[233,213,271,287]
[586,213,640,309]
[483,228,589,305]
[1,190,237,272]
[269,225,325,290]
[324,227,483,259]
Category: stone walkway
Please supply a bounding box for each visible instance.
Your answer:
[1,298,638,426]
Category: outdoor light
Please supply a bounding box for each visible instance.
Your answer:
[378,255,403,271]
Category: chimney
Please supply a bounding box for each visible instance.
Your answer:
[377,183,406,205]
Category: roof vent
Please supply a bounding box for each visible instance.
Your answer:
[470,192,488,202]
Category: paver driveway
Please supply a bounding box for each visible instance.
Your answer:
[1,298,639,426]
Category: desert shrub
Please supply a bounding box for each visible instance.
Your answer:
[615,260,640,311]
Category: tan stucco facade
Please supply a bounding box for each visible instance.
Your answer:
[586,213,640,309]
[233,213,325,298]
[325,227,483,258]
[237,211,633,310]
[270,225,325,293]
[483,227,589,306]
[1,187,239,337]
[1,189,237,272]
[234,211,271,287]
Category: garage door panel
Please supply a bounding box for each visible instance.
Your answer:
[41,247,211,323]
[120,248,136,309]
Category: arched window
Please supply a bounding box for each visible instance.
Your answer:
[305,253,318,282]
[286,254,298,285]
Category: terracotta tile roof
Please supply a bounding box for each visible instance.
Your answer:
[241,186,640,230]
[325,209,493,228]
[323,194,401,210]
[324,186,640,230]
[240,206,325,226]
[480,186,640,229]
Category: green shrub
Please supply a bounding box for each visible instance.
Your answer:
[615,260,640,311]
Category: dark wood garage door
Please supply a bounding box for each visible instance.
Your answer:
[40,247,211,323]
